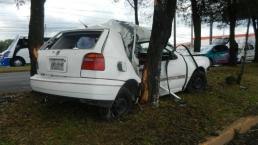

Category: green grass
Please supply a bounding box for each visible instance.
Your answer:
[0,64,258,145]
[0,66,30,73]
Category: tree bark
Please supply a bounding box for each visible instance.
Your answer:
[209,19,213,45]
[252,18,258,63]
[28,0,45,76]
[228,0,238,66]
[191,0,201,52]
[140,0,177,105]
[134,0,139,25]
[237,18,250,84]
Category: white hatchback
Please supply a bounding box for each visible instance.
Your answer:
[31,20,210,118]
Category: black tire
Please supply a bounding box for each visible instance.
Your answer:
[186,70,207,92]
[99,87,133,120]
[10,57,25,67]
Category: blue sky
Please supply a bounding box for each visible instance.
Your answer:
[0,0,252,43]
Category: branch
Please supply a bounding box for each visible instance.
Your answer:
[126,0,135,8]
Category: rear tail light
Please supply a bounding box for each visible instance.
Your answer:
[81,53,105,71]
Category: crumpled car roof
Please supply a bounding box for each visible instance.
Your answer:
[94,19,150,46]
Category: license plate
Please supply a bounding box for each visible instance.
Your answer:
[50,58,66,71]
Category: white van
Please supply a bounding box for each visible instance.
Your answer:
[0,35,49,67]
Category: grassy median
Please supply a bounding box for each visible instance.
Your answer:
[0,63,258,145]
[0,66,30,73]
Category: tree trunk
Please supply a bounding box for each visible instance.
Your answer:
[237,18,250,84]
[28,0,45,76]
[140,0,177,105]
[209,19,213,45]
[134,0,139,25]
[174,10,176,48]
[191,0,201,52]
[228,0,238,66]
[252,18,258,63]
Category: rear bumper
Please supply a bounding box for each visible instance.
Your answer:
[30,75,124,107]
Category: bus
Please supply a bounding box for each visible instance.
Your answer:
[0,35,49,67]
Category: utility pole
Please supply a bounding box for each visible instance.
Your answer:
[209,19,213,45]
[191,18,193,47]
[44,24,46,37]
[174,10,176,48]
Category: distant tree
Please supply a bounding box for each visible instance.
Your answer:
[140,0,177,105]
[28,0,46,75]
[0,39,13,52]
[177,0,205,52]
[201,0,223,45]
[114,0,152,25]
[126,0,140,25]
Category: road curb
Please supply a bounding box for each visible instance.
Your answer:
[200,116,258,145]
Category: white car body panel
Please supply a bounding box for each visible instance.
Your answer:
[31,20,210,107]
[237,44,255,62]
[31,75,123,101]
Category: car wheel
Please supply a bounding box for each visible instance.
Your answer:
[186,70,207,92]
[99,87,133,120]
[10,57,25,67]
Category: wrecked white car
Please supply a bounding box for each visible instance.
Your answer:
[30,20,210,118]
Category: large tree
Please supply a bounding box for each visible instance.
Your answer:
[28,0,46,76]
[227,0,238,65]
[253,18,258,62]
[140,0,177,105]
[191,0,202,52]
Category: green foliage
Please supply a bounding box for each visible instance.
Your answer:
[0,39,13,52]
[0,66,30,73]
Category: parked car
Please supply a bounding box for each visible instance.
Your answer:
[237,43,255,62]
[199,39,255,65]
[199,44,230,65]
[0,35,49,67]
[30,20,210,118]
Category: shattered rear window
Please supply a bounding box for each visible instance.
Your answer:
[49,31,102,50]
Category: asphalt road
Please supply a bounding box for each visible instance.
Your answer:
[0,72,31,93]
